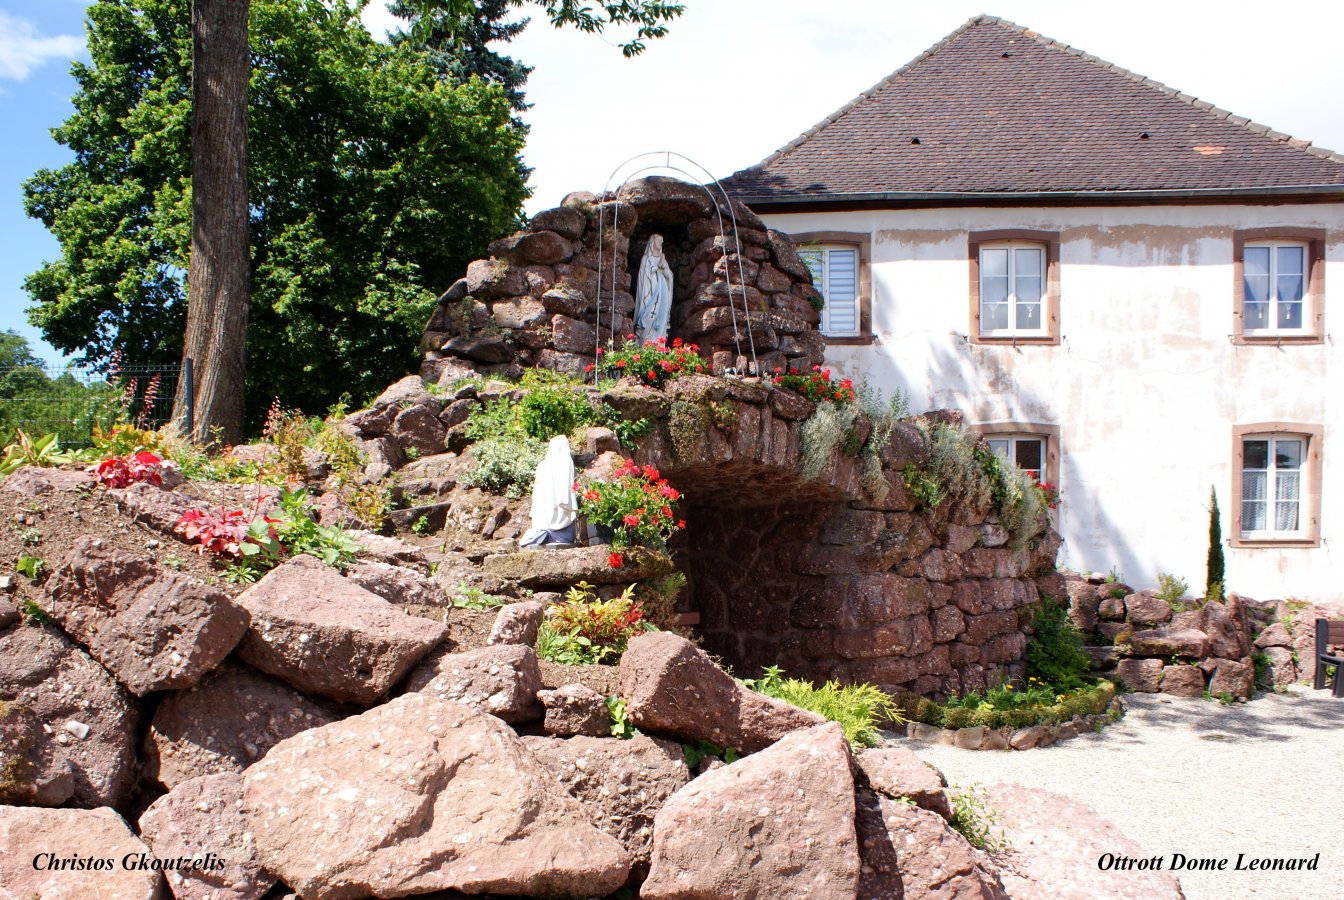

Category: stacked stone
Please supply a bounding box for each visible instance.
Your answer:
[1065,572,1264,698]
[419,176,827,383]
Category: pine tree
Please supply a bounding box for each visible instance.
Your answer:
[1207,486,1225,599]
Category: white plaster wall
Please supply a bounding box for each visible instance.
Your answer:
[761,205,1344,602]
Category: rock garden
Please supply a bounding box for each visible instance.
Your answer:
[0,179,1334,899]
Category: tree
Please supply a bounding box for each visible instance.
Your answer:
[1207,486,1225,598]
[391,0,533,112]
[25,0,527,430]
[176,0,250,443]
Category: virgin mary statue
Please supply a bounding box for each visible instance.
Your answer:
[519,435,577,548]
[634,234,673,345]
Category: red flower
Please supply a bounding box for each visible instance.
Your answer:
[583,489,599,502]
[672,337,684,348]
[615,359,626,368]
[658,484,680,500]
[585,363,595,373]
[607,552,624,569]
[660,506,672,518]
[677,519,687,530]
[642,465,659,480]
[623,513,640,527]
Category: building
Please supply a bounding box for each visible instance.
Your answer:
[726,15,1344,601]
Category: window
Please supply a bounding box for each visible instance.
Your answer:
[970,423,1061,496]
[799,245,860,337]
[1231,424,1323,547]
[986,435,1044,480]
[1233,228,1325,344]
[791,231,872,344]
[968,230,1060,344]
[1243,243,1306,333]
[979,244,1044,336]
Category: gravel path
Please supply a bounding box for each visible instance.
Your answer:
[910,686,1343,900]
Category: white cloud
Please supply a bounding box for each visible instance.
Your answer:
[0,12,85,81]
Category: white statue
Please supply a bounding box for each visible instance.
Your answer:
[520,435,577,549]
[634,234,673,345]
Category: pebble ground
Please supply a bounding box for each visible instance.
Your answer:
[910,686,1344,900]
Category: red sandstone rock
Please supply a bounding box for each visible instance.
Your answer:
[537,683,609,736]
[143,660,347,789]
[3,465,95,496]
[854,746,953,821]
[43,539,249,695]
[389,403,446,456]
[619,631,824,754]
[1208,656,1255,698]
[1260,645,1297,686]
[1124,590,1173,625]
[1254,621,1293,648]
[234,555,446,705]
[138,773,275,900]
[0,700,74,805]
[110,480,201,535]
[530,206,586,240]
[1115,657,1164,693]
[0,624,137,807]
[642,722,860,899]
[523,733,689,875]
[487,599,544,646]
[1203,599,1251,659]
[855,789,1006,899]
[980,783,1183,899]
[243,692,630,898]
[405,643,543,722]
[1127,628,1210,659]
[1159,663,1206,698]
[0,807,163,899]
[345,560,445,606]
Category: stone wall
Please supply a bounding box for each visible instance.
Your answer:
[419,176,828,383]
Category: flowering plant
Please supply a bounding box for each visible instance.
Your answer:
[1035,481,1061,510]
[590,336,707,389]
[578,459,685,553]
[174,508,282,560]
[771,366,855,405]
[537,582,658,665]
[87,451,176,488]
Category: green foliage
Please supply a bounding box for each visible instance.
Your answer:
[1207,486,1225,598]
[596,337,707,388]
[630,571,688,634]
[273,489,362,567]
[742,667,902,748]
[451,583,507,609]
[23,0,527,427]
[1025,596,1094,691]
[0,432,85,477]
[16,554,47,583]
[391,0,532,112]
[606,696,636,739]
[542,582,655,660]
[1252,651,1272,687]
[681,739,739,769]
[799,401,860,480]
[462,437,547,498]
[22,598,50,625]
[909,680,1117,730]
[518,376,595,441]
[949,785,1007,852]
[1157,573,1190,610]
[770,366,856,405]
[411,515,434,535]
[902,463,945,509]
[577,460,684,550]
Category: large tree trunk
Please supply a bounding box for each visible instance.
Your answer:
[172,0,250,445]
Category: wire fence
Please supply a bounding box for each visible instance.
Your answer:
[0,362,181,447]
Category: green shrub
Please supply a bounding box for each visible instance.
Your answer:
[908,680,1116,731]
[1025,596,1093,690]
[537,583,657,666]
[1207,486,1225,598]
[950,785,1007,852]
[1157,573,1190,610]
[451,584,507,609]
[799,401,860,480]
[742,667,902,747]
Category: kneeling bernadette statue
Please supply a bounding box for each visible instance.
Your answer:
[519,435,577,549]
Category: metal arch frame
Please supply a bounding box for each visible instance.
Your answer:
[591,152,759,380]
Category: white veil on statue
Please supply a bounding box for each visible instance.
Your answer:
[520,435,577,548]
[634,234,674,346]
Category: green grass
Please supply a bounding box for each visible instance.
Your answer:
[743,667,902,747]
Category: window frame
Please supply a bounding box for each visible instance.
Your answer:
[1230,423,1323,548]
[969,422,1061,495]
[1232,228,1326,345]
[791,231,873,345]
[968,229,1061,345]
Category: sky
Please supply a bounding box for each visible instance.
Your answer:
[4,0,1344,365]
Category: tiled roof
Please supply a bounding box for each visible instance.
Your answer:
[726,16,1344,203]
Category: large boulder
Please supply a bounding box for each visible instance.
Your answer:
[854,746,953,821]
[0,806,163,899]
[1126,628,1209,660]
[234,555,446,705]
[42,538,249,695]
[523,733,690,876]
[242,691,630,898]
[855,789,1006,899]
[619,631,824,754]
[143,660,348,789]
[979,784,1183,899]
[487,600,544,646]
[1124,591,1172,626]
[138,773,275,900]
[1208,657,1255,699]
[1114,658,1163,693]
[1203,599,1251,659]
[345,561,446,607]
[404,643,543,723]
[1159,664,1207,698]
[483,544,674,588]
[3,465,95,496]
[641,722,860,899]
[0,624,137,807]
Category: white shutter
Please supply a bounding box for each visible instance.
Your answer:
[821,248,859,337]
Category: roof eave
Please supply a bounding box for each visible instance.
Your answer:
[735,184,1344,212]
